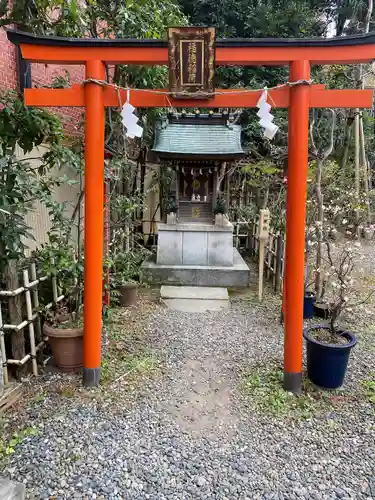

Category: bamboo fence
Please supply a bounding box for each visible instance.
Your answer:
[0,262,64,388]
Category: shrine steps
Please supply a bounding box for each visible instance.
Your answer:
[178,201,213,223]
[160,286,229,312]
[141,248,250,288]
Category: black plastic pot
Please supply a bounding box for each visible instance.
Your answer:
[303,292,316,319]
[303,325,357,389]
[313,302,330,319]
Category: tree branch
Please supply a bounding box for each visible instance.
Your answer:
[322,109,336,160]
[309,110,318,157]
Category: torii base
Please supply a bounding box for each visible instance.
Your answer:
[83,367,101,388]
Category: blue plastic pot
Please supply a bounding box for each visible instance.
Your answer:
[303,325,357,389]
[303,292,316,319]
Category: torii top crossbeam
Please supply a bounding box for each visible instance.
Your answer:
[7,28,375,391]
[7,29,375,109]
[8,29,375,65]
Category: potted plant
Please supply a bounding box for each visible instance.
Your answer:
[165,197,177,224]
[111,266,138,307]
[303,240,371,389]
[43,305,83,372]
[110,246,151,307]
[214,194,228,225]
[37,244,85,372]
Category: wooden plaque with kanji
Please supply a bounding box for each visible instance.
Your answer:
[168,27,216,99]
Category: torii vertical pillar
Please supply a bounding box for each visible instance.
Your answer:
[283,60,311,392]
[83,60,105,387]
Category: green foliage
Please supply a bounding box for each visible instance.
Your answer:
[1,0,187,149]
[0,92,77,275]
[100,303,159,388]
[0,91,63,154]
[0,426,38,460]
[165,197,177,214]
[179,0,329,154]
[107,230,152,287]
[241,362,321,419]
[243,161,280,184]
[214,195,227,215]
[362,376,375,406]
[33,186,85,322]
[153,164,174,220]
[101,353,158,384]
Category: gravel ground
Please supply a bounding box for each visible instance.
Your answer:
[2,245,375,500]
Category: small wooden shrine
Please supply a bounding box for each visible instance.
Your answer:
[152,113,244,222]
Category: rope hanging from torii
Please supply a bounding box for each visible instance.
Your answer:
[91,79,311,142]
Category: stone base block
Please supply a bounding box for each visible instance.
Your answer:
[141,248,250,288]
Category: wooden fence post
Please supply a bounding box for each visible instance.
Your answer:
[23,269,38,376]
[30,263,42,343]
[266,235,273,280]
[5,261,25,362]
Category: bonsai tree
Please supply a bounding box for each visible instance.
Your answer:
[323,239,374,336]
[303,233,373,389]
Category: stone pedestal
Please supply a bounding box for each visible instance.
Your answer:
[142,221,250,288]
[157,222,234,267]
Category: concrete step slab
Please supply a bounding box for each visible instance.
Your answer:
[0,479,25,500]
[162,298,229,312]
[160,286,228,301]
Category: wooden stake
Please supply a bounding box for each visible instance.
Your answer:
[258,239,265,301]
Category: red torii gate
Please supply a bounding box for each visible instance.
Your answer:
[7,29,375,391]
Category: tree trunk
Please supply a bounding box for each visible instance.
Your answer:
[140,163,146,222]
[5,261,25,361]
[314,159,324,300]
[364,0,373,33]
[359,117,372,225]
[340,116,353,174]
[355,0,373,228]
[216,161,227,195]
[263,186,270,209]
[354,110,361,229]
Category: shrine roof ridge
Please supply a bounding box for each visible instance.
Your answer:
[7,29,375,48]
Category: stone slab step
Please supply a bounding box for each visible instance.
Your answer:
[161,285,228,301]
[162,298,229,312]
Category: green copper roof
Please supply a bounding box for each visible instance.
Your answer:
[152,119,244,158]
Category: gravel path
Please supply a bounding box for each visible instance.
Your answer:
[2,281,375,499]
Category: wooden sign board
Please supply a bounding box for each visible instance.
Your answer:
[168,27,215,99]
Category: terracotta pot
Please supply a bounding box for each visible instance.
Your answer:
[43,323,83,372]
[118,283,137,307]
